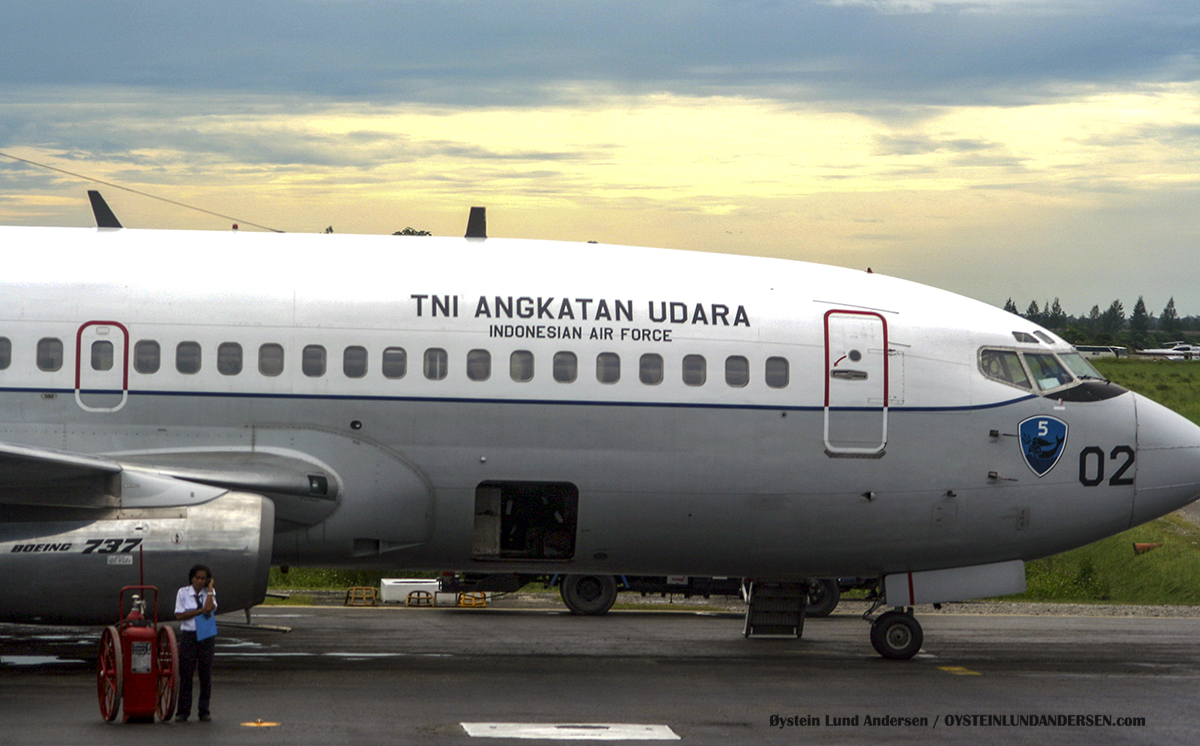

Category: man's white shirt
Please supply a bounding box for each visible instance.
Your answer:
[175,586,217,632]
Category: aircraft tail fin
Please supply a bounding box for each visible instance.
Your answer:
[465,206,486,239]
[87,190,122,229]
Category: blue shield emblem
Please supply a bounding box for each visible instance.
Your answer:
[1019,416,1068,477]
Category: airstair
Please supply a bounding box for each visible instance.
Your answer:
[742,581,808,637]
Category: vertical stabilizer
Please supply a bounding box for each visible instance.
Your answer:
[465,206,486,239]
[87,190,122,229]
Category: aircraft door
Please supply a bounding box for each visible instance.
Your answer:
[75,321,129,412]
[824,310,888,456]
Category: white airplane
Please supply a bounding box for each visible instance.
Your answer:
[3,197,1200,659]
[1134,343,1200,360]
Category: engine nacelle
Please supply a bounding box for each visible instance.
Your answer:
[0,492,273,624]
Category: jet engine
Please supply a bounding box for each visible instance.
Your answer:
[0,492,274,625]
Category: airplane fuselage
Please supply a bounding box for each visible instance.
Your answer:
[3,226,1200,626]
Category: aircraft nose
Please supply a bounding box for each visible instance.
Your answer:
[1132,393,1200,526]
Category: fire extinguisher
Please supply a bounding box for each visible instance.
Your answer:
[96,586,179,723]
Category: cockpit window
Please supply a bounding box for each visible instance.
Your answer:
[980,349,1032,390]
[1012,331,1039,344]
[1034,331,1056,345]
[1024,353,1074,391]
[1059,352,1103,381]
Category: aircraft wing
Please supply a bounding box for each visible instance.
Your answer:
[0,442,338,510]
[0,442,123,508]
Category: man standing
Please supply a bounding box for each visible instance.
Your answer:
[174,564,217,722]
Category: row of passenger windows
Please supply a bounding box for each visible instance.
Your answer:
[0,337,793,388]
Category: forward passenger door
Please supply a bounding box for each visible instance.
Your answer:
[823,310,888,456]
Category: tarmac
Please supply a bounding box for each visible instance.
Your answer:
[2,596,1198,745]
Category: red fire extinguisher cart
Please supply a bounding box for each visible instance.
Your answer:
[96,586,179,723]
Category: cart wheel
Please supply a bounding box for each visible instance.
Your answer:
[97,625,122,722]
[155,626,179,722]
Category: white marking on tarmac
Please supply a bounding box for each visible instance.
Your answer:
[462,723,680,740]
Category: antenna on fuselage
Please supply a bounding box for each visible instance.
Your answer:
[88,190,122,229]
[465,206,487,240]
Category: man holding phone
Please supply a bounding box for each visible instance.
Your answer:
[174,564,217,722]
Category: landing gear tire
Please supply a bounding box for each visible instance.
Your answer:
[870,610,923,660]
[560,574,618,615]
[805,579,841,617]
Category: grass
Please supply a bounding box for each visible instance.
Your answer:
[268,567,436,589]
[1092,357,1200,423]
[1013,516,1200,604]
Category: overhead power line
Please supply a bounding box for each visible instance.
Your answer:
[0,150,284,233]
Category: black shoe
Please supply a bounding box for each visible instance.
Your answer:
[175,715,188,722]
[199,714,211,722]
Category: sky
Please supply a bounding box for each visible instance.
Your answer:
[2,0,1198,317]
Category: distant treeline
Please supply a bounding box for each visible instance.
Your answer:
[1002,296,1198,348]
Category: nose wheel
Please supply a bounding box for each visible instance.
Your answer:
[869,609,923,660]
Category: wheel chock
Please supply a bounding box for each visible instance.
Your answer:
[344,587,379,606]
[406,590,434,607]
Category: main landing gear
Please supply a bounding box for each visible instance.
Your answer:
[867,607,923,660]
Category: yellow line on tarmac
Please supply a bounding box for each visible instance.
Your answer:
[937,665,982,676]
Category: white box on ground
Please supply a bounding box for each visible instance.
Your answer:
[380,578,439,604]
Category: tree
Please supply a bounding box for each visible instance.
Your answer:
[1045,298,1067,329]
[393,227,432,236]
[1087,305,1101,332]
[1024,300,1041,324]
[1161,297,1180,333]
[1003,298,1019,314]
[324,226,334,234]
[1099,299,1125,334]
[1129,296,1150,337]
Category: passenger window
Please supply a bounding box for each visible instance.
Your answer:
[176,342,202,374]
[596,352,620,384]
[344,346,368,378]
[467,349,491,381]
[553,351,577,383]
[725,356,749,387]
[765,356,789,388]
[682,354,706,386]
[91,341,114,371]
[0,336,10,370]
[134,340,160,374]
[303,345,326,377]
[37,338,63,372]
[979,349,1032,390]
[1024,353,1074,391]
[259,343,284,377]
[639,353,663,385]
[510,350,534,382]
[217,342,242,376]
[382,347,407,379]
[424,348,448,380]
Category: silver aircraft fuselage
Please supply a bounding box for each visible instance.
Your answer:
[2,226,1200,625]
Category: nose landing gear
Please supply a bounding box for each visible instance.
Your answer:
[868,608,923,660]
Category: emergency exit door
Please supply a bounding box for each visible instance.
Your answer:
[75,321,129,412]
[824,310,888,456]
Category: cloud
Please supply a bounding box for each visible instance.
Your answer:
[2,1,1196,112]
